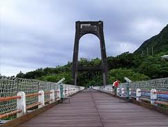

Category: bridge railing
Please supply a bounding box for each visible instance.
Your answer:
[93,77,168,108]
[0,77,84,121]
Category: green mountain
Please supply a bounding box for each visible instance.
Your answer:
[134,24,168,55]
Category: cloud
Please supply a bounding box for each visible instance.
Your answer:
[1,0,168,76]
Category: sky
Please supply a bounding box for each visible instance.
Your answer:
[0,0,168,76]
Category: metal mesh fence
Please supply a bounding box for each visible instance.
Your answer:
[0,77,76,116]
[129,78,168,91]
[121,78,168,100]
[17,78,39,106]
[0,78,17,114]
[39,81,51,102]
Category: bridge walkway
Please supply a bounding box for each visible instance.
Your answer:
[18,90,168,127]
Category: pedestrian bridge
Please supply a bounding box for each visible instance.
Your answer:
[0,77,168,127]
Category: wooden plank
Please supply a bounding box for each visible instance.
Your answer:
[155,101,168,106]
[0,96,21,102]
[0,110,21,119]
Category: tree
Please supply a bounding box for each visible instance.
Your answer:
[138,55,168,78]
[108,68,149,83]
[16,71,25,78]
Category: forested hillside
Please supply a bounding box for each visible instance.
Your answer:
[134,24,168,55]
[16,52,168,87]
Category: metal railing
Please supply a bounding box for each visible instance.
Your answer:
[0,77,84,120]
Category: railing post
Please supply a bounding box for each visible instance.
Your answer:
[57,88,60,100]
[126,83,130,99]
[129,88,132,99]
[71,88,73,95]
[38,82,40,92]
[54,85,57,100]
[64,86,67,97]
[136,88,141,101]
[150,89,157,105]
[50,89,55,103]
[17,91,26,118]
[60,84,64,99]
[67,87,70,96]
[71,87,73,94]
[121,88,125,97]
[69,88,71,95]
[117,88,120,96]
[38,90,45,108]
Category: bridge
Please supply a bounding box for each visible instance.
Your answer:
[0,77,168,127]
[0,21,168,127]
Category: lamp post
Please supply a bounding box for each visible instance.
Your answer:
[124,77,132,100]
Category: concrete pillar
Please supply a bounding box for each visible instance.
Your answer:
[129,88,132,98]
[17,91,26,118]
[70,88,73,95]
[57,89,60,100]
[126,83,130,99]
[121,88,125,97]
[38,90,45,108]
[136,88,141,101]
[117,88,120,96]
[67,87,69,96]
[50,89,55,103]
[150,89,157,105]
[60,84,64,99]
[64,88,67,97]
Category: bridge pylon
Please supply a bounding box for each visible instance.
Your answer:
[72,21,108,86]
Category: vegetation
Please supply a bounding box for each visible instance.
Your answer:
[108,68,149,83]
[16,52,168,87]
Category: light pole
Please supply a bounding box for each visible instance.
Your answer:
[124,77,132,100]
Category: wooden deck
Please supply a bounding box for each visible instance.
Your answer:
[18,90,168,127]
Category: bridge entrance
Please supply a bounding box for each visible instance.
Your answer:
[72,21,108,86]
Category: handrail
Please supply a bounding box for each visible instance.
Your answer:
[44,91,52,95]
[141,90,150,93]
[140,98,150,102]
[0,96,21,102]
[154,91,168,95]
[26,102,41,110]
[155,101,168,106]
[26,93,41,97]
[0,110,22,119]
[45,99,52,103]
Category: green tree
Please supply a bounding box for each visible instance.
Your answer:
[138,55,168,78]
[16,71,25,78]
[108,68,149,83]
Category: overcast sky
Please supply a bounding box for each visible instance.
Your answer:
[0,0,168,76]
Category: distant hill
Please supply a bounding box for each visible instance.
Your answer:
[134,24,168,55]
